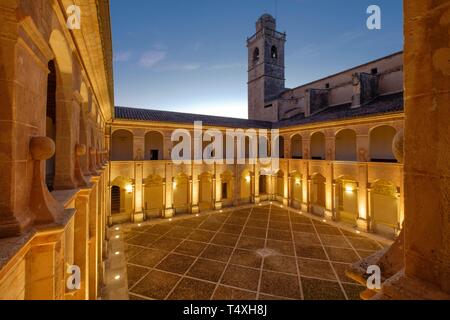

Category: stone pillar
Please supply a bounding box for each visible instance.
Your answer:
[401,0,450,294]
[191,175,200,214]
[74,192,90,300]
[325,132,335,161]
[88,181,99,300]
[324,162,333,219]
[163,132,173,161]
[283,170,289,206]
[214,174,223,210]
[133,131,145,161]
[53,95,78,190]
[356,163,369,231]
[164,163,174,218]
[331,182,337,221]
[254,165,261,204]
[356,132,370,162]
[133,162,144,222]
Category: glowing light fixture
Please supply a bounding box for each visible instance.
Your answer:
[173,181,177,189]
[169,218,173,222]
[115,251,120,256]
[295,178,301,185]
[125,184,133,194]
[115,227,120,231]
[245,176,251,183]
[115,235,120,239]
[345,185,355,194]
[322,219,327,223]
[138,223,142,227]
[356,230,361,234]
[114,275,121,280]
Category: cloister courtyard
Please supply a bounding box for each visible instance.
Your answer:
[120,204,389,300]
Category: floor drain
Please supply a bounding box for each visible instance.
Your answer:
[256,248,277,258]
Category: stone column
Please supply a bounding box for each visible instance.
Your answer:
[401,0,450,294]
[214,174,222,210]
[133,162,144,222]
[164,163,174,218]
[133,131,145,161]
[74,191,90,300]
[324,162,333,219]
[254,164,261,204]
[356,131,370,162]
[356,163,369,231]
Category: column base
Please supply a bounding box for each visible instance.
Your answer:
[356,218,369,232]
[132,212,145,223]
[301,203,309,213]
[253,196,261,204]
[214,202,222,210]
[282,198,289,206]
[190,205,199,214]
[324,209,333,220]
[163,208,174,218]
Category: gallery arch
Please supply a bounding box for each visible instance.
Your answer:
[240,170,253,203]
[291,134,303,159]
[111,130,133,161]
[370,125,397,162]
[335,129,357,161]
[111,176,134,216]
[144,131,164,160]
[311,132,326,160]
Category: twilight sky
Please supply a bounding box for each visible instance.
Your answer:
[111,0,403,119]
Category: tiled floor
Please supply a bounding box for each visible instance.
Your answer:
[123,205,387,300]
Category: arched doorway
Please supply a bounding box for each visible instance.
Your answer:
[291,134,303,159]
[144,174,164,218]
[111,130,133,161]
[110,176,134,216]
[145,131,164,160]
[311,132,326,160]
[335,129,357,161]
[310,173,326,216]
[370,126,397,162]
[335,178,359,224]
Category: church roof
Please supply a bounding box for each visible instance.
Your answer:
[115,92,403,129]
[114,107,273,128]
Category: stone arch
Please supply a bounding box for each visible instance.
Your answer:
[143,174,164,217]
[291,134,303,159]
[311,132,326,160]
[111,129,133,161]
[369,125,397,162]
[144,131,164,160]
[111,176,134,215]
[335,129,357,161]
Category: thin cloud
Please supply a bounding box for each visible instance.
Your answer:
[114,51,132,62]
[161,63,201,71]
[209,63,244,70]
[139,50,167,68]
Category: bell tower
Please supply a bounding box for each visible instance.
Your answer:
[247,14,286,122]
